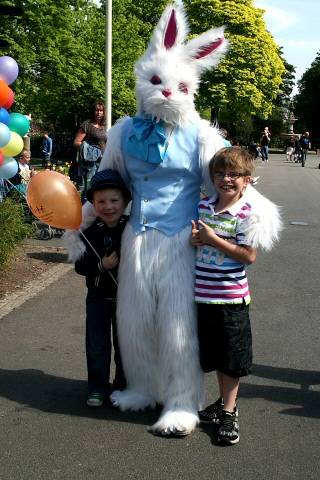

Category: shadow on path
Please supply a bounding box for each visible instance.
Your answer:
[0,364,318,428]
[0,368,159,426]
[27,251,68,263]
[241,363,320,419]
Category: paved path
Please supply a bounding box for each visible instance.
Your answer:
[0,153,319,479]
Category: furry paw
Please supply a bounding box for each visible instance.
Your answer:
[110,389,156,411]
[148,409,198,437]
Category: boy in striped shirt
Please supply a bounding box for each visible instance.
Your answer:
[191,147,257,445]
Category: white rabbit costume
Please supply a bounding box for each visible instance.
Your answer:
[65,3,281,436]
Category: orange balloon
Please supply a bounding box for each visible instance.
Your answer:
[0,79,10,107]
[26,170,82,229]
[2,88,14,109]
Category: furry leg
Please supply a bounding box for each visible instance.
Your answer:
[148,228,204,436]
[110,225,159,411]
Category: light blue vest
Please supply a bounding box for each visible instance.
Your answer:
[122,117,202,236]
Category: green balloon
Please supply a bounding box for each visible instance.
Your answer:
[8,112,30,137]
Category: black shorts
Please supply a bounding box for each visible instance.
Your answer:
[197,302,252,378]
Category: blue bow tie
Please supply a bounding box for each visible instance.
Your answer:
[126,115,167,165]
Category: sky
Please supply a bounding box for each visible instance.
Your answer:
[255,0,319,95]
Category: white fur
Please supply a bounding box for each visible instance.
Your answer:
[242,185,283,251]
[62,201,97,262]
[135,3,228,127]
[64,3,282,436]
[112,224,204,433]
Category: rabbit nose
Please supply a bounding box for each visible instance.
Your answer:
[162,89,171,97]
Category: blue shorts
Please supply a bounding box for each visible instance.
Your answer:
[197,302,252,378]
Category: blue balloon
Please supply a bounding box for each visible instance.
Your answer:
[0,107,10,125]
[0,121,11,147]
[0,157,18,179]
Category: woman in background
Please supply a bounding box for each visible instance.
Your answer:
[73,101,107,200]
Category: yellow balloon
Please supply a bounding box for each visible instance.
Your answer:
[1,131,24,157]
[26,170,82,229]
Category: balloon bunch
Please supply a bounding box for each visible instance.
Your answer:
[0,56,30,179]
[0,56,82,232]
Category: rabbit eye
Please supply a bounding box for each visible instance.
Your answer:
[178,82,188,94]
[150,75,162,85]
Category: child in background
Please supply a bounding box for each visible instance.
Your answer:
[191,147,257,445]
[75,169,131,407]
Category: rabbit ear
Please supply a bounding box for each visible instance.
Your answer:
[163,8,178,49]
[147,3,189,54]
[185,27,229,72]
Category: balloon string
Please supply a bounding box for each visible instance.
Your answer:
[79,230,118,287]
[6,179,27,200]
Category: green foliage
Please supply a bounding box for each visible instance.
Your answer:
[184,0,286,122]
[0,197,33,269]
[0,0,290,139]
[295,51,320,139]
[110,0,168,119]
[0,0,169,128]
[0,0,105,129]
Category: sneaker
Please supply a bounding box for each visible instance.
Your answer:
[86,392,104,407]
[198,398,224,424]
[218,409,240,445]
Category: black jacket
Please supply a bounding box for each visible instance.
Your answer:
[75,216,128,298]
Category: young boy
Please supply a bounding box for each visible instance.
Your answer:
[75,169,131,407]
[191,147,257,445]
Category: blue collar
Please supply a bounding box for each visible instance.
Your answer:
[126,115,167,165]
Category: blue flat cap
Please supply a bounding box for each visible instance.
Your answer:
[86,169,131,203]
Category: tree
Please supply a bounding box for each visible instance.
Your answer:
[295,51,320,140]
[0,1,111,130]
[0,0,288,139]
[110,0,168,120]
[0,0,168,129]
[184,0,286,136]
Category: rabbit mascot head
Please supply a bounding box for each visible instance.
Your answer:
[134,4,228,127]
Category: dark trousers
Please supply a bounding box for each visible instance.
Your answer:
[86,290,126,394]
[261,145,269,161]
[302,148,308,161]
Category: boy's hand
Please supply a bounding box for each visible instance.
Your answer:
[190,220,204,246]
[102,251,119,270]
[198,219,217,245]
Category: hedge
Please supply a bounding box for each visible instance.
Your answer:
[0,196,33,269]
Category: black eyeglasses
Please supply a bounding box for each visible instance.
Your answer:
[213,172,244,180]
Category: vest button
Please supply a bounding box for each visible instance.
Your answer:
[144,198,149,202]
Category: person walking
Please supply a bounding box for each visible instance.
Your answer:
[299,131,310,167]
[260,127,271,163]
[285,137,295,162]
[41,132,53,168]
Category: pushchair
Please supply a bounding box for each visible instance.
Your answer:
[32,220,64,241]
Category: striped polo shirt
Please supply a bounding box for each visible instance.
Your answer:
[195,193,253,304]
